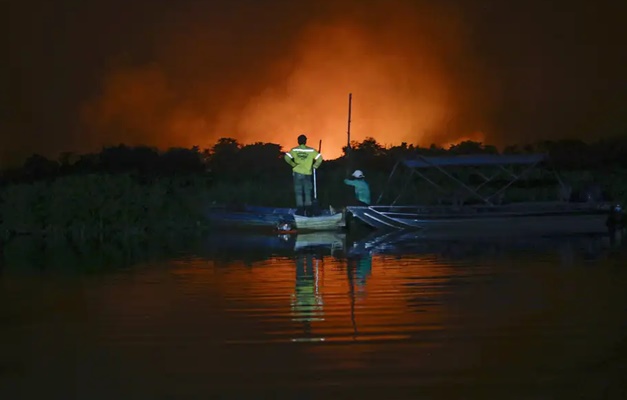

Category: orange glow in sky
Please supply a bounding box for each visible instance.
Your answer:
[443,131,487,150]
[216,22,451,159]
[81,1,491,160]
[5,0,626,169]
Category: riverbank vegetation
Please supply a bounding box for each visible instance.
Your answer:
[1,136,626,240]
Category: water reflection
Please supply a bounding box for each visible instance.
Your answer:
[199,230,345,265]
[346,254,372,339]
[348,228,627,267]
[2,228,623,273]
[1,228,627,398]
[291,251,324,337]
[0,233,207,274]
[349,253,372,293]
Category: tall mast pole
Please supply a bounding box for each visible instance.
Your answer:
[347,93,352,151]
[345,93,353,178]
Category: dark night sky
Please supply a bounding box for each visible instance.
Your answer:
[2,0,626,164]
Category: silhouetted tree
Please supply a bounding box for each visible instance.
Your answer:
[72,153,99,174]
[99,144,135,173]
[425,144,447,155]
[448,141,498,155]
[238,142,286,180]
[347,137,388,171]
[2,135,627,192]
[160,146,205,175]
[22,154,59,180]
[387,142,418,161]
[57,151,80,175]
[503,145,522,154]
[208,138,242,181]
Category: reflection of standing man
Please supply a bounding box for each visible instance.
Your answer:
[291,252,324,335]
[284,134,323,216]
[354,256,372,290]
[348,254,372,298]
[345,253,372,339]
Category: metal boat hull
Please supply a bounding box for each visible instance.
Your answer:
[206,205,344,231]
[347,202,612,235]
[293,213,345,231]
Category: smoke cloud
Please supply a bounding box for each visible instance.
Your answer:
[3,0,625,165]
[80,0,493,159]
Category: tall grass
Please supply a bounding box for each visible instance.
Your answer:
[1,166,624,241]
[0,174,213,240]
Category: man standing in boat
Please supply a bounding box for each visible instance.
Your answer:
[284,134,323,216]
[344,170,371,206]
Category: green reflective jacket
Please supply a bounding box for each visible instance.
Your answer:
[284,145,323,175]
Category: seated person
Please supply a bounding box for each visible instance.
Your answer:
[344,170,371,206]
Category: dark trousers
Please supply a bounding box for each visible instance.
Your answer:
[293,172,313,207]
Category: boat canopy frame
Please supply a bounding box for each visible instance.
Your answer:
[375,153,565,206]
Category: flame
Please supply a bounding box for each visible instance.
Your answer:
[214,21,454,159]
[80,1,489,160]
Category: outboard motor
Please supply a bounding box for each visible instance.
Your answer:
[276,220,295,233]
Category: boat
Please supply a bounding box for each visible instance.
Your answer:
[205,204,295,229]
[346,153,616,234]
[205,204,345,231]
[293,212,345,231]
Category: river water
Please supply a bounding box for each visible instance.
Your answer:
[1,229,627,399]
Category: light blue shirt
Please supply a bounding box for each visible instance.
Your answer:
[344,178,371,205]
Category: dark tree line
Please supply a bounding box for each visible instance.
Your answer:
[1,135,626,187]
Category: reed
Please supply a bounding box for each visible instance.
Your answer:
[207,179,294,207]
[0,173,214,240]
[1,167,624,242]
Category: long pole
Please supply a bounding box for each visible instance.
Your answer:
[346,93,352,176]
[313,139,322,201]
[347,93,352,152]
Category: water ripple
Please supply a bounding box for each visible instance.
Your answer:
[1,231,627,398]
